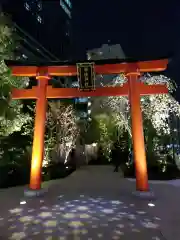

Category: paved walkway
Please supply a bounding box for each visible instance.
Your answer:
[0,165,180,239]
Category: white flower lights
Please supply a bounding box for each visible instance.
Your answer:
[99,73,180,136]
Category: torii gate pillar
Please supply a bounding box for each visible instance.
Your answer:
[127,69,149,192]
[25,70,49,196]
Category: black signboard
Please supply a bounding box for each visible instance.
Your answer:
[77,62,95,91]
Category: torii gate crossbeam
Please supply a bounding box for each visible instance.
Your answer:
[6,58,169,196]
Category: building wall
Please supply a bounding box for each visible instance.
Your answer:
[87,44,126,87]
[2,0,73,60]
[87,44,125,60]
[15,24,58,61]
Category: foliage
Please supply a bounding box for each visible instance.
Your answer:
[45,101,79,165]
[97,74,178,141]
[88,46,180,163]
[0,11,79,168]
[0,12,36,187]
[0,100,32,136]
[97,115,113,159]
[140,74,180,135]
[84,72,180,165]
[0,12,30,136]
[0,132,31,165]
[0,131,31,187]
[79,118,100,145]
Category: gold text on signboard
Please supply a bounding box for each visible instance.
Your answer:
[76,62,95,91]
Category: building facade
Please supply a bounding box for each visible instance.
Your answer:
[15,23,59,62]
[87,44,125,61]
[87,43,125,87]
[2,0,73,60]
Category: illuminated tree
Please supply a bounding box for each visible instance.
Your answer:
[0,12,30,136]
[44,101,79,166]
[87,46,180,156]
[90,75,129,158]
[86,71,180,165]
[101,74,178,131]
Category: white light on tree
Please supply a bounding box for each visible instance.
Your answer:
[45,101,79,165]
[0,13,31,137]
[99,73,180,136]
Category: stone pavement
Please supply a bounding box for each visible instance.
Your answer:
[0,165,179,239]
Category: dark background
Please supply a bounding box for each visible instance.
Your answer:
[72,0,180,100]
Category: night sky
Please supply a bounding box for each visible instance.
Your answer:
[73,0,180,96]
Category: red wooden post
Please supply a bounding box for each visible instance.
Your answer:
[127,70,149,191]
[29,76,49,190]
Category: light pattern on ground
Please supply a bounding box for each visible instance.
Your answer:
[0,194,163,239]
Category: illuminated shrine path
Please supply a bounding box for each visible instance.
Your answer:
[0,166,179,240]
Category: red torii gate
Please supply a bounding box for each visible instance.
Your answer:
[6,58,168,196]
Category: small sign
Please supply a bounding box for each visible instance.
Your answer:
[77,62,95,91]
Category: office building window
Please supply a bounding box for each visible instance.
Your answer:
[64,0,72,8]
[22,54,28,59]
[24,2,30,11]
[37,15,42,23]
[60,0,71,18]
[37,2,42,10]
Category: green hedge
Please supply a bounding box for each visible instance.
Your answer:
[0,163,75,188]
